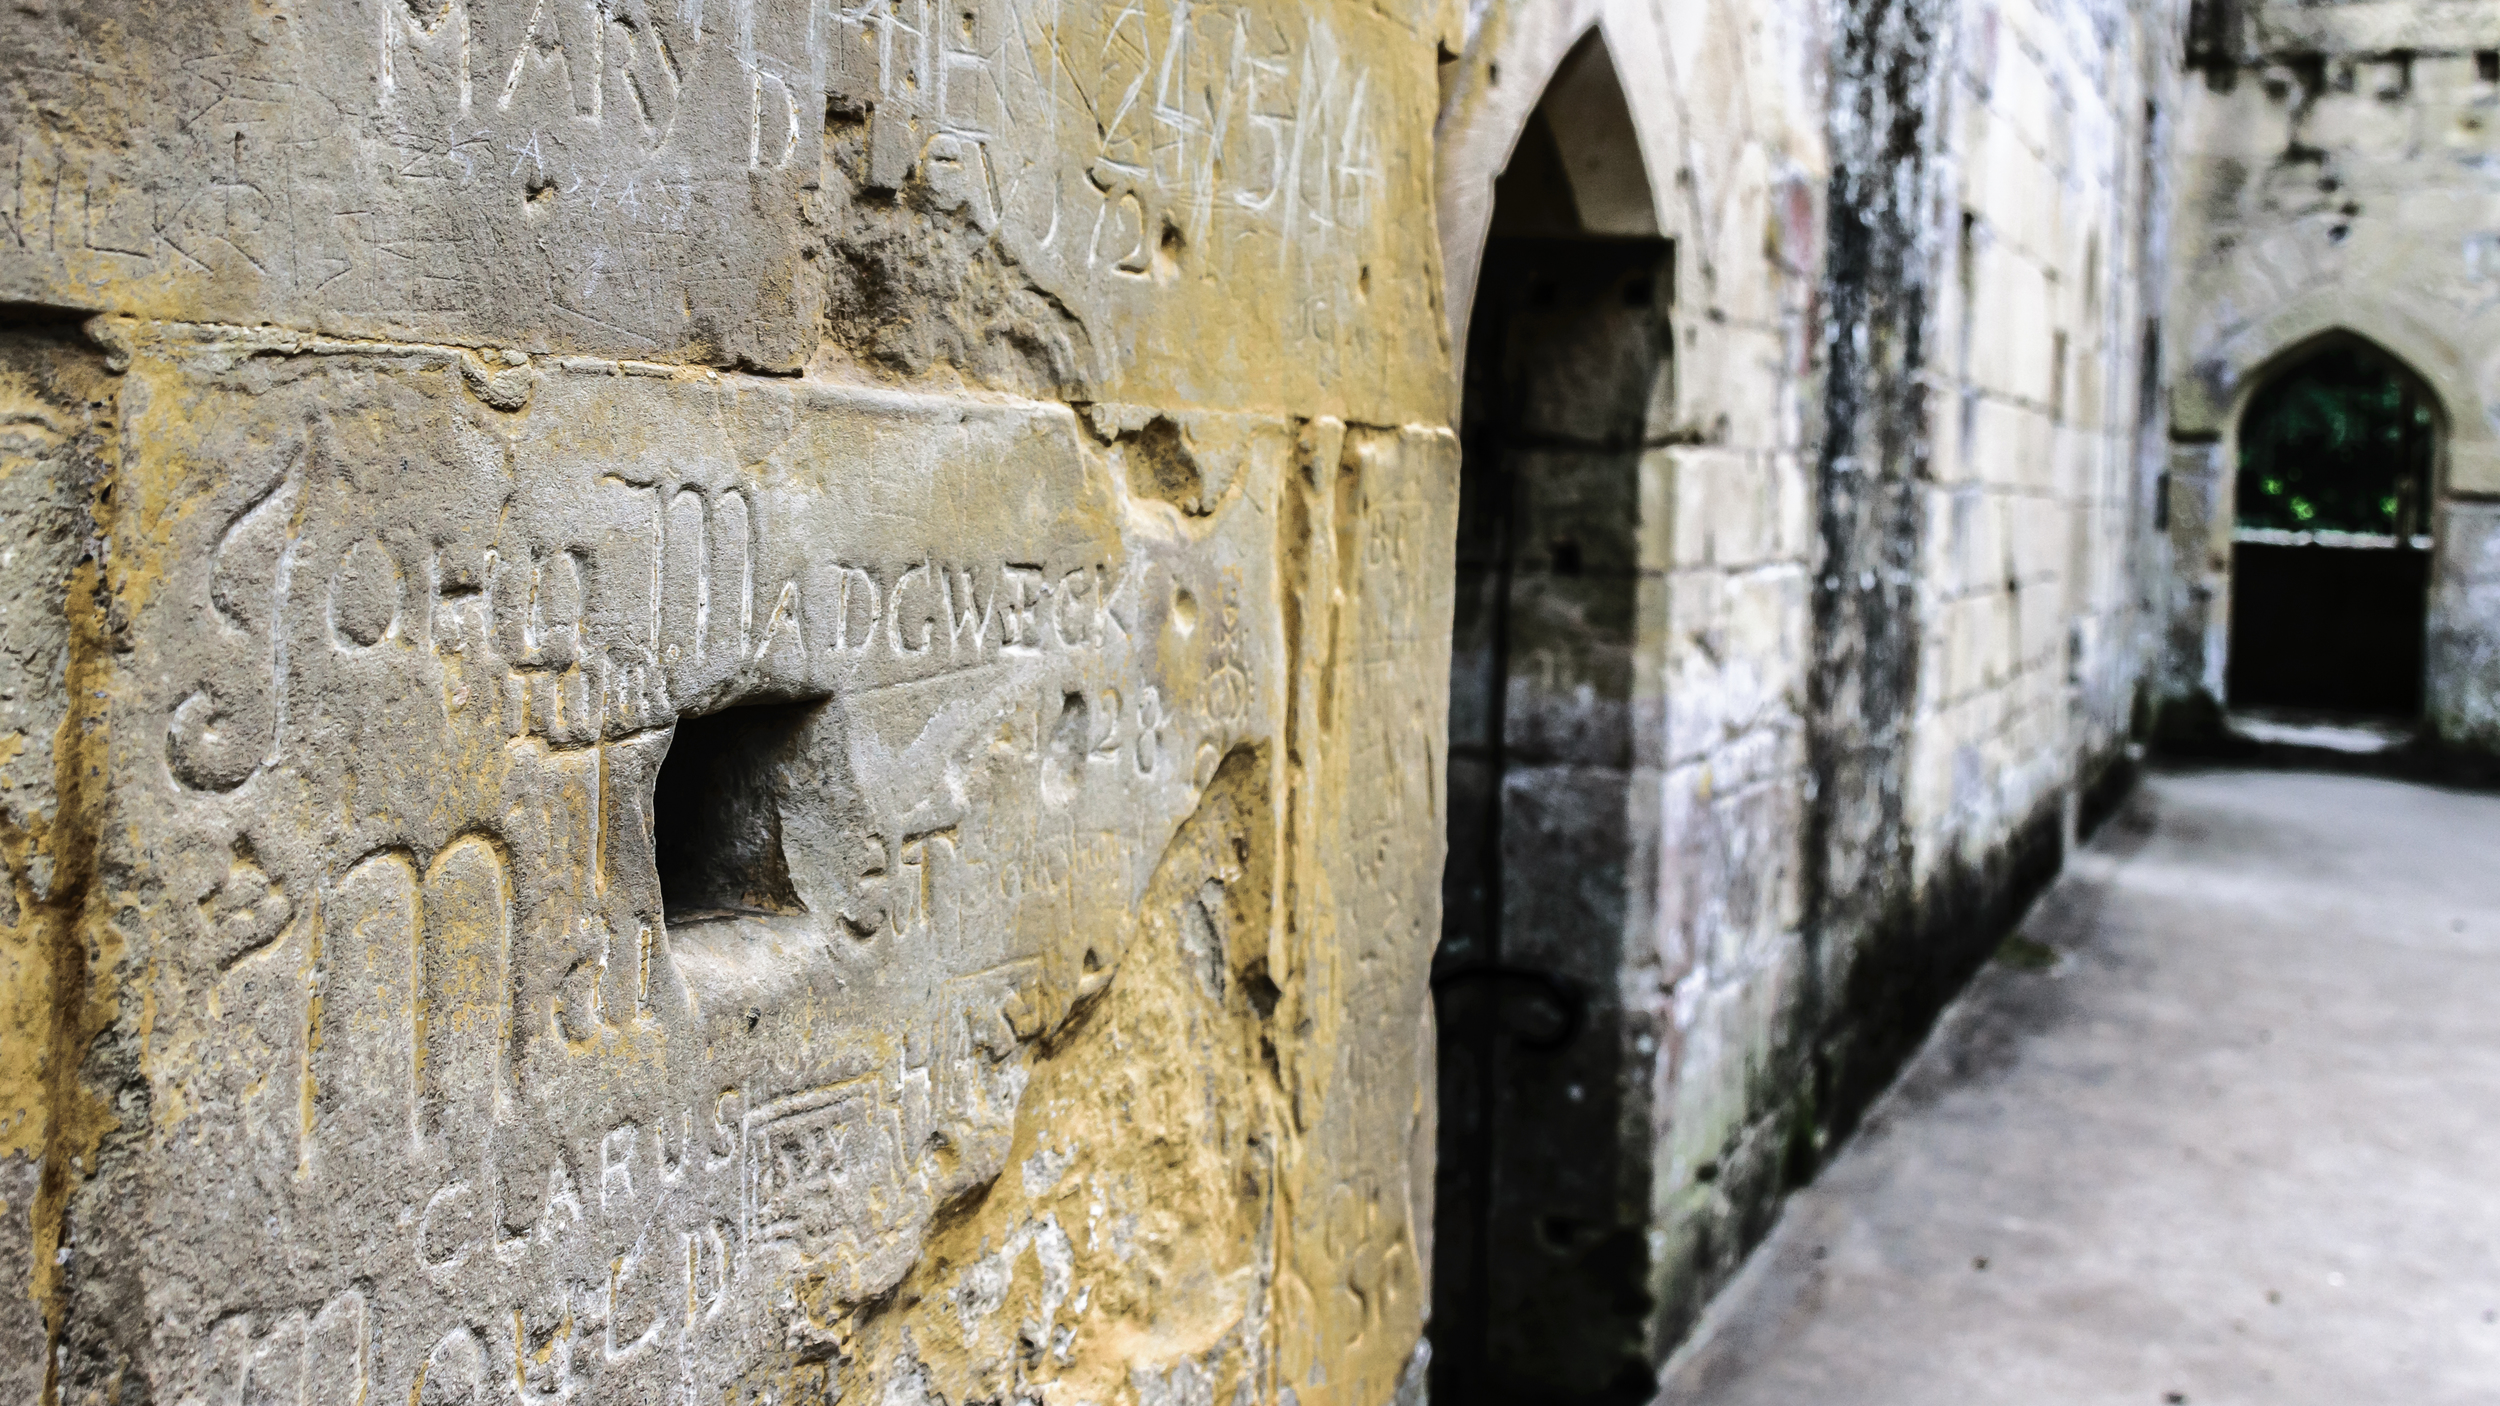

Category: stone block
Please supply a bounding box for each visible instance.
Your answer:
[1716,567,1806,683]
[1989,43,2061,193]
[1659,565,1802,769]
[1642,446,1686,571]
[0,0,817,367]
[2452,443,2500,499]
[2009,494,2072,585]
[1905,720,1964,839]
[2011,400,2063,494]
[76,337,1261,1390]
[3,320,1460,1406]
[2019,580,2074,674]
[1503,570,1641,768]
[1770,452,1815,561]
[1964,391,2021,486]
[1670,447,1783,570]
[0,0,1450,417]
[1509,447,1648,576]
[1678,323,1791,451]
[1928,483,2002,598]
[2301,86,2417,157]
[1978,128,2065,270]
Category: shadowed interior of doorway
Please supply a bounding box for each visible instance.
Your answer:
[1433,31,1675,1406]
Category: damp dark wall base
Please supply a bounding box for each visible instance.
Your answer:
[1646,755,2123,1355]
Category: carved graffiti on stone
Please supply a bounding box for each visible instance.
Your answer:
[102,345,1304,1406]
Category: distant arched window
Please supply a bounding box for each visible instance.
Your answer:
[2236,340,2434,539]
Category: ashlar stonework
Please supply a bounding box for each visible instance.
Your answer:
[1427,2,2177,1395]
[2163,0,2500,752]
[2,1,1457,1403]
[11,0,2489,1401]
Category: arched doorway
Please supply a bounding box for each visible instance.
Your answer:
[2226,337,2439,721]
[1432,30,1671,1406]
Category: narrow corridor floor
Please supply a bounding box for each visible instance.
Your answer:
[1658,768,2500,1406]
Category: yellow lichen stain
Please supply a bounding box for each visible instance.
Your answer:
[0,304,1447,1399]
[0,808,50,1166]
[0,330,128,1405]
[707,412,1430,1406]
[0,368,62,1170]
[33,531,126,1406]
[756,746,1292,1406]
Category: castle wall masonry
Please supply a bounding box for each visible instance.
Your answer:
[5,0,2485,1400]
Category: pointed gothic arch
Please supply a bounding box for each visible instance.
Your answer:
[1436,18,1674,370]
[1430,27,1676,1406]
[2223,331,2442,718]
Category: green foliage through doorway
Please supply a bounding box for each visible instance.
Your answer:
[2236,342,2435,537]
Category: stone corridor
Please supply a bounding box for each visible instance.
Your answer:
[20,0,2500,1394]
[1658,767,2500,1405]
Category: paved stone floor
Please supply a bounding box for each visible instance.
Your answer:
[1658,767,2500,1406]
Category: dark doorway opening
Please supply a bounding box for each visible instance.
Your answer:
[653,701,814,923]
[1433,33,1672,1406]
[2226,339,2436,720]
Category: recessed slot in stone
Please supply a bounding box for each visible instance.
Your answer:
[653,701,813,924]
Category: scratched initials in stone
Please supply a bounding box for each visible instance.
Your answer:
[306,839,514,1165]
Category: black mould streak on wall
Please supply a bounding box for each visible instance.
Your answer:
[1808,0,1942,911]
[1658,0,2060,1342]
[1801,0,1945,1156]
[1642,0,1965,1351]
[1665,0,2099,1348]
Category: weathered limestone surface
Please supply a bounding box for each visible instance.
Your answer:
[0,0,1449,413]
[2164,1,2500,750]
[1430,6,1826,1387]
[1431,0,2175,1388]
[1,1,1458,1403]
[23,0,2448,1396]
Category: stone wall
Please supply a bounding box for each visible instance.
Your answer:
[1435,0,2177,1384]
[1432,3,1827,1383]
[0,3,1459,1404]
[1,0,2205,1400]
[2163,0,2500,751]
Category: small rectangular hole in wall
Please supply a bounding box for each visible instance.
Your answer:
[2375,52,2414,101]
[2051,331,2070,423]
[2481,51,2500,83]
[2138,319,2163,423]
[1957,211,1980,383]
[2185,0,2240,70]
[2155,470,2172,531]
[654,701,815,923]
